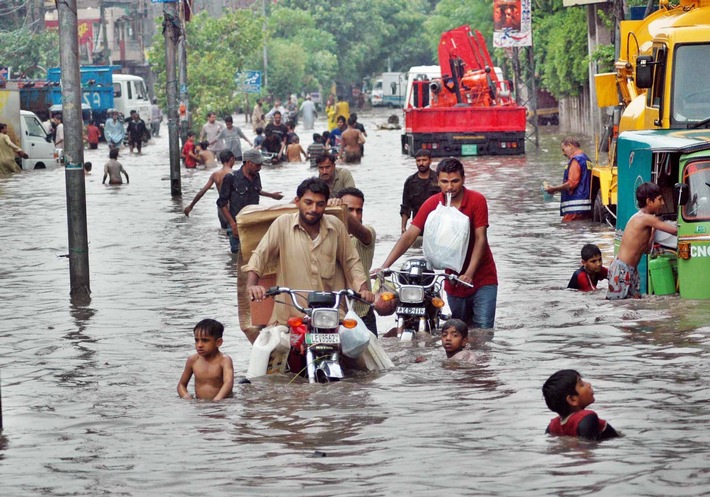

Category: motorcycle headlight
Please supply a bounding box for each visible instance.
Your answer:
[311,309,340,329]
[399,285,425,304]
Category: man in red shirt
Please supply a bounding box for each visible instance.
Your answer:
[379,157,498,328]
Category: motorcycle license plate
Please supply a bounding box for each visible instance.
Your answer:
[396,306,426,316]
[305,333,340,345]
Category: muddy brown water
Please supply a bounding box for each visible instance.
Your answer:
[1,110,708,496]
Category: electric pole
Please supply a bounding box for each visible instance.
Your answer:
[163,2,182,196]
[57,0,91,299]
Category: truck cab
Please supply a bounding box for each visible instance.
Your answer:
[615,129,710,299]
[593,0,710,225]
[112,74,152,123]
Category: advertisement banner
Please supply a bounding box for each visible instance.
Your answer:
[493,0,532,48]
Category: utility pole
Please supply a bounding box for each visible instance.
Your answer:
[178,31,190,145]
[163,2,182,196]
[57,0,91,299]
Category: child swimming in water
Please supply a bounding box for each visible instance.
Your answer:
[177,319,234,401]
[542,369,619,440]
[567,243,608,291]
[441,318,475,362]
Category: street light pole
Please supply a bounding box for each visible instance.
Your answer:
[57,0,91,299]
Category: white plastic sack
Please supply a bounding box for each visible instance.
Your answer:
[422,193,471,272]
[338,298,371,358]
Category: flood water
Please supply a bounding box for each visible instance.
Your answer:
[1,109,708,496]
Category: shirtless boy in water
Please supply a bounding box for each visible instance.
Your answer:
[340,115,365,164]
[184,150,236,228]
[606,182,677,299]
[177,319,234,401]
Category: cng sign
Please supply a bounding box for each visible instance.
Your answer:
[235,71,262,94]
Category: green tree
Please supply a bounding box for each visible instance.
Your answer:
[0,27,59,77]
[147,10,263,126]
[533,2,589,98]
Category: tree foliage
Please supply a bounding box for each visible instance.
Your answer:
[533,2,589,98]
[147,9,262,125]
[0,27,59,78]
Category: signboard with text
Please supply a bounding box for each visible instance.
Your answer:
[234,71,262,94]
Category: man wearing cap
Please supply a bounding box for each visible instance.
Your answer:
[104,110,125,151]
[217,149,284,253]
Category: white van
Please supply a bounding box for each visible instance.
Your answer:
[112,74,152,122]
[19,110,59,170]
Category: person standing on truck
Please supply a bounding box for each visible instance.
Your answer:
[0,122,28,174]
[151,99,163,138]
[545,137,592,222]
[104,110,125,151]
[126,112,147,155]
[400,149,441,233]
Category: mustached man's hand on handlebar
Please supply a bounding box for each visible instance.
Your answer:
[248,285,267,302]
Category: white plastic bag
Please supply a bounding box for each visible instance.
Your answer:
[422,193,471,272]
[338,298,371,359]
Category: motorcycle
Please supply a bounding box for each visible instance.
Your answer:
[263,286,372,383]
[377,257,473,341]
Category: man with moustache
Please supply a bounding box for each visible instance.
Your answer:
[400,149,441,233]
[245,177,374,330]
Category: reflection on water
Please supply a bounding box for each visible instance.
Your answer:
[0,111,708,496]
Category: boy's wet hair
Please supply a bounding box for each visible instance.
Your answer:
[187,131,196,138]
[636,181,662,207]
[542,369,581,417]
[194,319,224,339]
[297,177,330,201]
[437,157,465,176]
[256,127,264,134]
[581,243,601,261]
[219,149,235,164]
[441,318,468,338]
[224,116,233,123]
[109,148,119,160]
[347,115,357,126]
[312,133,321,142]
[199,141,209,150]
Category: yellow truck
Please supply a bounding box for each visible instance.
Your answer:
[593,0,710,224]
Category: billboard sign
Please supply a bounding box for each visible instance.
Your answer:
[493,0,533,48]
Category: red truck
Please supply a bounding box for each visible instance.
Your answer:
[401,25,527,157]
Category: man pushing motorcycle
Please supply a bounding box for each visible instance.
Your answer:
[377,157,498,329]
[245,177,374,331]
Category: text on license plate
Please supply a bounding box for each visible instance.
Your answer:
[396,306,426,316]
[305,333,340,344]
